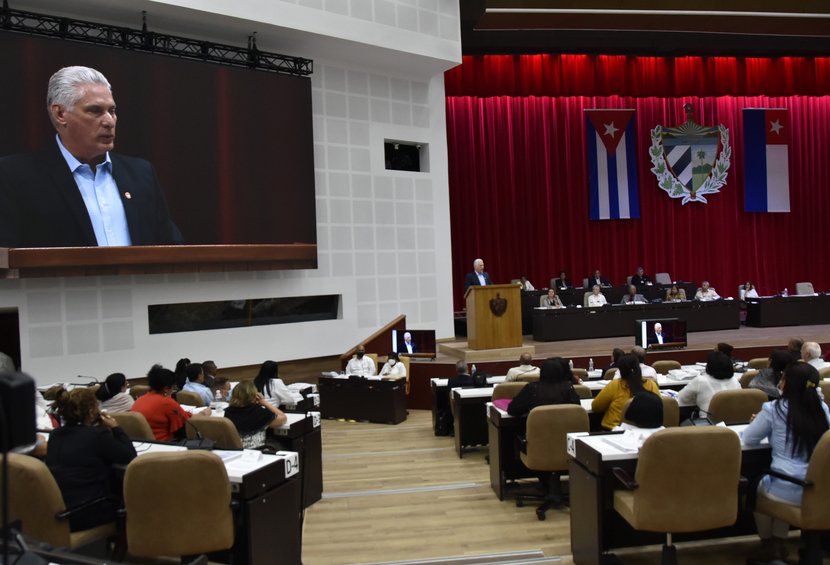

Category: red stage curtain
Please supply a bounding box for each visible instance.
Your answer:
[446,93,830,309]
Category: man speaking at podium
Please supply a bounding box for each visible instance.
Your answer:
[464,258,493,291]
[0,66,182,248]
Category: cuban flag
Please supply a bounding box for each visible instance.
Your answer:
[743,108,790,213]
[585,109,639,220]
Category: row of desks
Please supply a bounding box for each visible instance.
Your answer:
[532,299,741,341]
[746,294,830,327]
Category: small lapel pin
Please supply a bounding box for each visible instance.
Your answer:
[124,192,132,200]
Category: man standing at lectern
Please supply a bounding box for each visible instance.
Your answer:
[0,66,181,248]
[464,258,493,291]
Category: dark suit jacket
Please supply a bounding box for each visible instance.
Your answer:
[0,142,182,247]
[553,277,572,289]
[464,271,493,291]
[588,276,611,288]
[631,274,653,287]
[400,340,417,354]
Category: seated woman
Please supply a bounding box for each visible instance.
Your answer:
[253,360,297,405]
[744,362,830,561]
[740,280,759,301]
[223,381,288,449]
[677,351,740,416]
[46,388,136,531]
[132,364,209,441]
[591,354,660,430]
[539,288,564,308]
[95,372,134,413]
[749,350,792,399]
[553,270,572,290]
[379,351,407,378]
[619,390,664,430]
[507,357,579,417]
[665,284,686,301]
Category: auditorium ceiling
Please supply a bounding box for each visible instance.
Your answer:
[461,1,830,56]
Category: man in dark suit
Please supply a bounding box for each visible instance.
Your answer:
[630,266,653,288]
[588,269,611,287]
[400,331,417,354]
[464,258,493,291]
[0,66,181,248]
[648,322,670,346]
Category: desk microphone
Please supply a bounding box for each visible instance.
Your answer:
[172,410,215,450]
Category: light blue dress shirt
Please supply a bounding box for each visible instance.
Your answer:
[477,272,487,285]
[56,136,131,246]
[183,381,215,407]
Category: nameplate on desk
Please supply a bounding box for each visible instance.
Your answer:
[309,393,320,407]
[276,451,300,478]
[567,432,590,458]
[309,411,321,428]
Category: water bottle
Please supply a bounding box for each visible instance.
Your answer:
[471,363,477,375]
[215,389,223,402]
[569,359,574,370]
[588,358,594,372]
[783,287,789,297]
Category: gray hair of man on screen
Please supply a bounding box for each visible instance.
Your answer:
[46,66,111,128]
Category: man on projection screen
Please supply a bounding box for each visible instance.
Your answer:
[0,66,181,248]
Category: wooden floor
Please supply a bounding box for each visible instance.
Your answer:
[300,410,808,565]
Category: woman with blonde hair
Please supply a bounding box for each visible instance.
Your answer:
[223,380,287,449]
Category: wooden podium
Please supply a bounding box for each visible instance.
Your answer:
[465,284,522,350]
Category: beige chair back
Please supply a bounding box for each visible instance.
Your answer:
[492,382,526,400]
[654,272,672,285]
[400,355,411,393]
[175,390,203,407]
[517,373,540,383]
[652,360,681,375]
[366,353,379,374]
[521,405,589,472]
[801,430,830,529]
[186,417,243,449]
[124,451,234,557]
[0,453,116,549]
[112,412,155,441]
[739,369,759,388]
[622,427,741,532]
[818,366,830,380]
[707,388,767,424]
[795,281,815,295]
[129,384,150,399]
[572,368,588,381]
[583,292,592,307]
[573,384,592,399]
[748,357,769,370]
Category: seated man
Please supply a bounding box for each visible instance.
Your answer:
[539,288,564,308]
[505,353,540,382]
[648,322,670,346]
[587,285,607,307]
[447,360,473,388]
[620,284,646,304]
[400,331,417,354]
[630,266,652,288]
[588,269,611,288]
[801,341,828,370]
[631,346,658,378]
[346,345,376,376]
[695,281,721,301]
[182,363,214,407]
[553,270,572,289]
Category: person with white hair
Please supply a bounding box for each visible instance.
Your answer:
[0,65,181,248]
[464,258,493,291]
[401,331,417,354]
[695,281,721,301]
[801,341,828,370]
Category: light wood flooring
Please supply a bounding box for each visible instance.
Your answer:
[301,410,810,565]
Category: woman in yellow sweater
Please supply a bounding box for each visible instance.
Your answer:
[591,353,660,429]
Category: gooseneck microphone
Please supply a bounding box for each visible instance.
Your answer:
[171,409,215,450]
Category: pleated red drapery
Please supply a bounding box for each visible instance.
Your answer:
[445,55,830,309]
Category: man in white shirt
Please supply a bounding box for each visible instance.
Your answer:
[505,353,540,382]
[346,345,376,376]
[587,285,607,307]
[695,281,721,301]
[801,341,828,370]
[631,346,658,378]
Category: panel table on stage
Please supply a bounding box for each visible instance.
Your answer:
[746,294,830,327]
[567,426,771,565]
[532,299,740,342]
[318,374,407,424]
[132,442,303,565]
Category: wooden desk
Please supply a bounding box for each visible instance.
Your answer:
[133,443,302,565]
[452,387,494,457]
[533,300,740,342]
[567,427,771,564]
[746,294,830,327]
[269,412,323,508]
[318,375,407,424]
[430,376,505,436]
